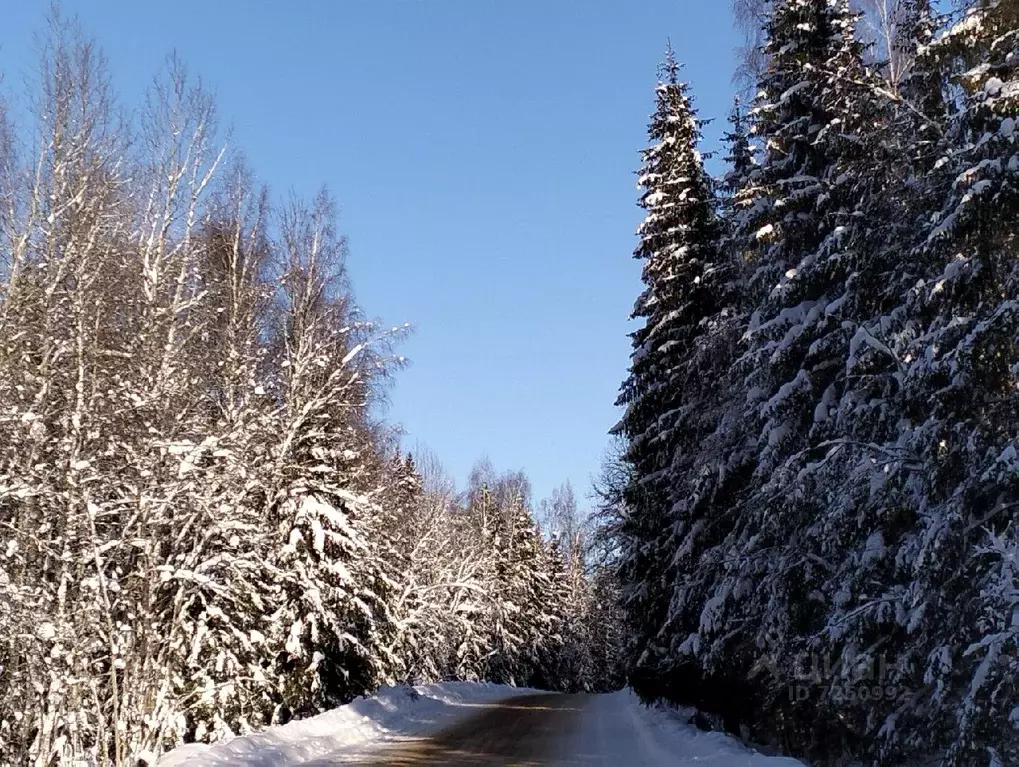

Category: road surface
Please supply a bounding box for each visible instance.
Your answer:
[323,691,782,766]
[334,693,584,765]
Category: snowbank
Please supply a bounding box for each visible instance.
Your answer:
[580,690,804,766]
[157,682,542,766]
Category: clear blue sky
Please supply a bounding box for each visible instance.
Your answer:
[1,1,742,507]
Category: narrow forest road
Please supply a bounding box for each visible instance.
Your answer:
[329,693,583,765]
[314,691,802,766]
[160,685,805,766]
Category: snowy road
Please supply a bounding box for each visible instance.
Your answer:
[320,692,803,766]
[159,684,803,766]
[326,693,582,764]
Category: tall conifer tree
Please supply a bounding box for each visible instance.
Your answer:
[616,46,722,699]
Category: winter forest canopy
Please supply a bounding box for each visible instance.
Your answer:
[613,0,1019,765]
[0,11,622,765]
[1,1,1019,766]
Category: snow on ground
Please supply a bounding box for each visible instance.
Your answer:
[157,682,541,766]
[570,689,805,766]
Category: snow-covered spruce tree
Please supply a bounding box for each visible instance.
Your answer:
[693,0,902,745]
[384,451,570,689]
[615,48,723,701]
[734,0,868,473]
[256,191,401,719]
[640,1,871,745]
[449,481,503,681]
[582,564,628,692]
[896,0,944,109]
[761,5,959,759]
[538,483,608,692]
[589,439,642,692]
[965,527,1019,766]
[660,0,954,754]
[699,0,1019,761]
[376,451,437,681]
[542,534,585,689]
[385,456,501,685]
[485,490,545,686]
[525,526,569,690]
[720,96,756,206]
[873,2,1019,762]
[655,92,762,735]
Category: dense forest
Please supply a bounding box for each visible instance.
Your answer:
[0,15,623,765]
[4,0,1019,765]
[611,0,1019,765]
